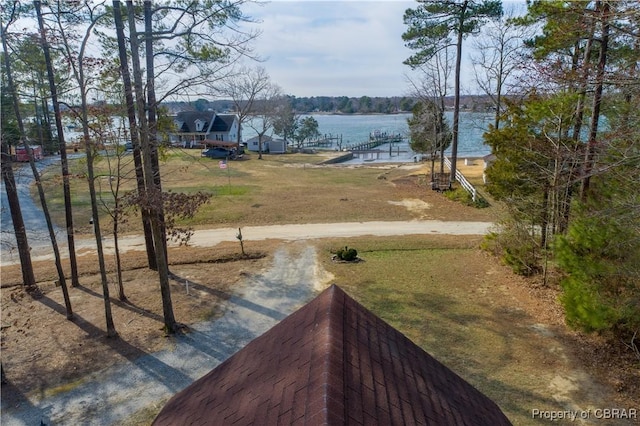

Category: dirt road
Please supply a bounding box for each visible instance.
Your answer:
[3,220,493,266]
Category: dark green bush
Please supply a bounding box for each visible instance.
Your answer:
[555,196,640,336]
[481,221,541,276]
[336,246,358,261]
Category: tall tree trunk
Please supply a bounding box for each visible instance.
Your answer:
[555,28,595,235]
[569,0,597,141]
[34,0,80,287]
[42,0,116,334]
[0,148,36,288]
[41,88,54,154]
[32,86,45,147]
[77,63,117,337]
[581,1,610,200]
[127,0,177,333]
[1,17,36,289]
[450,1,468,184]
[540,185,549,251]
[494,37,504,130]
[437,96,446,175]
[572,32,595,141]
[70,5,117,335]
[4,9,71,315]
[144,0,169,267]
[144,0,177,333]
[113,218,126,301]
[113,0,156,270]
[25,141,73,318]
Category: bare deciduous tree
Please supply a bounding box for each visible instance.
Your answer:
[247,79,283,159]
[43,0,116,336]
[217,66,271,150]
[471,7,531,129]
[405,47,453,179]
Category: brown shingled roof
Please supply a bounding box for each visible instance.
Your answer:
[152,285,512,426]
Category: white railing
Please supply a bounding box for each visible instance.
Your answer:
[443,157,477,202]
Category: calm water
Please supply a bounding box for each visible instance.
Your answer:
[64,112,494,160]
[244,111,493,163]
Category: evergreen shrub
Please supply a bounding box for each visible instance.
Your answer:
[336,246,358,261]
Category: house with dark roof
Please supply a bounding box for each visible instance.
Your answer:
[153,285,512,425]
[172,111,239,148]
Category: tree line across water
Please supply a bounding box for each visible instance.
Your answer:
[165,94,498,115]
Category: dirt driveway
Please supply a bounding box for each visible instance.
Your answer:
[2,243,333,425]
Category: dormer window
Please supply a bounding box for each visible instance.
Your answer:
[195,119,206,132]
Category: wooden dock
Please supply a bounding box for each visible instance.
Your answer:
[346,132,404,152]
[303,134,343,149]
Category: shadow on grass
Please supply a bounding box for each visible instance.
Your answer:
[2,294,195,425]
[75,284,164,323]
[169,273,286,322]
[352,284,565,424]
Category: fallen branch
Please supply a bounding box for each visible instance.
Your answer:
[621,330,640,361]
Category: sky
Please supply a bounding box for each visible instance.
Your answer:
[11,0,526,100]
[239,0,527,98]
[240,1,415,97]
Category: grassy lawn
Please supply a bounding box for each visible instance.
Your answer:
[33,150,498,234]
[317,235,619,425]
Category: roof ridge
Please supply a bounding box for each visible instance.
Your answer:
[322,285,346,425]
[303,284,346,425]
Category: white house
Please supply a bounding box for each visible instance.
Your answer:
[245,135,287,154]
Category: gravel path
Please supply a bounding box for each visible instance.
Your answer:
[2,244,328,425]
[0,155,83,259]
[3,220,493,266]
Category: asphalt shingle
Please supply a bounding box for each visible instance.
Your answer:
[152,285,511,425]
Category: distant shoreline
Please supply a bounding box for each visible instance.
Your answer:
[299,110,489,116]
[301,111,411,116]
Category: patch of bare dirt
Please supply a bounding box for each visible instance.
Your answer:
[387,199,432,218]
[0,241,274,407]
[481,256,640,414]
[389,174,497,221]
